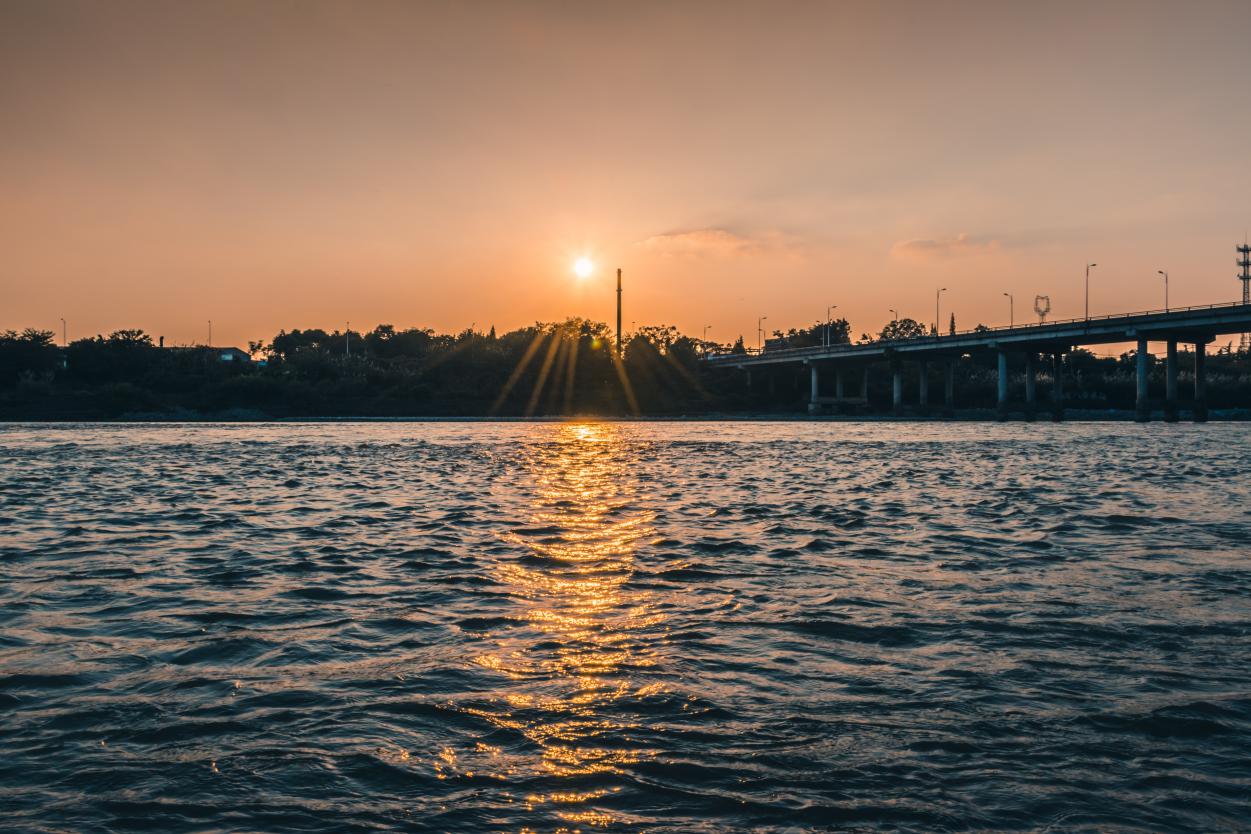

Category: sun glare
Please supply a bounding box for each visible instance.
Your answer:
[573,257,593,278]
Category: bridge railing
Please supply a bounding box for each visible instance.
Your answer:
[703,300,1251,360]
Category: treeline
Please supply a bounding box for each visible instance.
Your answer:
[0,321,739,418]
[1,319,1249,419]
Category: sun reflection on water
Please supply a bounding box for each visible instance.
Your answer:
[447,422,663,827]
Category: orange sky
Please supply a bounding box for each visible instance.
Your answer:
[2,1,1249,351]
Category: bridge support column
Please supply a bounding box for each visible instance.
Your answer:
[1051,352,1064,422]
[944,360,955,416]
[835,367,844,400]
[918,360,928,415]
[1136,337,1150,422]
[808,363,820,414]
[1164,340,1178,423]
[1024,353,1037,422]
[996,350,1009,421]
[1194,342,1208,423]
[892,363,903,415]
[861,366,869,402]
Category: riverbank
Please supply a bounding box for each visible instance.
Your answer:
[5,407,1251,423]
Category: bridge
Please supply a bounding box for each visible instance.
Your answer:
[705,301,1251,422]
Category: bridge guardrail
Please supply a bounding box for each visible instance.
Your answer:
[703,301,1251,361]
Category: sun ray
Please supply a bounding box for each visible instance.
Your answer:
[491,329,548,414]
[525,328,565,417]
[609,350,640,416]
[561,330,580,415]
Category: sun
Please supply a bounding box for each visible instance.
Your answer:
[573,257,593,278]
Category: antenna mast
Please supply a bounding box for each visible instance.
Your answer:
[1239,238,1250,353]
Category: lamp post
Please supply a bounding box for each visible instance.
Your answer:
[935,288,947,336]
[208,320,212,346]
[346,321,350,357]
[1085,262,1098,320]
[825,304,838,346]
[889,308,898,321]
[616,268,622,353]
[703,324,712,355]
[757,316,768,350]
[60,318,66,346]
[1004,292,1014,327]
[1157,270,1168,311]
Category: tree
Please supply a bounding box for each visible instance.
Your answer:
[949,313,956,335]
[879,318,926,341]
[0,329,60,385]
[773,319,852,348]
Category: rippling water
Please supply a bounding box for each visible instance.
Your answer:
[2,421,1250,833]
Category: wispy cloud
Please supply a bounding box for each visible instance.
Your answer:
[638,227,802,258]
[891,233,1000,261]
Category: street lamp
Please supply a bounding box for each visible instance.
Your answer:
[889,308,898,321]
[208,320,212,346]
[757,315,768,350]
[1157,270,1169,311]
[60,318,66,346]
[1085,262,1098,320]
[935,288,947,336]
[1003,292,1014,327]
[825,304,838,346]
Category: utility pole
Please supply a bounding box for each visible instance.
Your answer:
[616,268,622,353]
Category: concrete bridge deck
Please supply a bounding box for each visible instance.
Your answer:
[705,301,1251,422]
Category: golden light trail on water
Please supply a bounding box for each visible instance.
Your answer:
[442,422,665,828]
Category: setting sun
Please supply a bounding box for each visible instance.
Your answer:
[573,257,593,278]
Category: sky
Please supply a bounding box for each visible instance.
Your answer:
[2,0,1249,351]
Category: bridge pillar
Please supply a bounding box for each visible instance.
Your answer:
[835,367,845,400]
[1024,352,1037,422]
[1164,340,1178,423]
[861,366,869,401]
[809,363,820,414]
[892,363,903,415]
[944,360,955,416]
[1194,342,1208,423]
[918,360,929,414]
[1051,352,1064,422]
[996,350,1009,421]
[1135,337,1150,422]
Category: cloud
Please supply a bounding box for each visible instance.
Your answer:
[638,227,802,259]
[891,233,1000,261]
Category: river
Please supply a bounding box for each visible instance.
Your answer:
[1,421,1248,832]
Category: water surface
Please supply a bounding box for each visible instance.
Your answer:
[2,421,1249,832]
